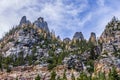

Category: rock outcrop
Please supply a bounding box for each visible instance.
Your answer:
[63,38,71,43]
[73,32,84,40]
[19,16,49,33]
[100,16,120,52]
[19,16,31,26]
[63,55,83,71]
[34,17,49,32]
[0,16,52,59]
[89,32,97,44]
[100,17,120,43]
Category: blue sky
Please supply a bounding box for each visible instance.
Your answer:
[0,0,120,39]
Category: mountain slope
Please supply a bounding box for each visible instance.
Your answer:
[0,16,120,79]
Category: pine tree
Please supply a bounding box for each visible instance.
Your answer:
[98,71,106,80]
[62,70,67,80]
[77,72,89,80]
[35,74,41,80]
[50,70,56,80]
[0,54,3,71]
[57,76,61,80]
[71,73,75,80]
[108,67,120,80]
[16,77,18,80]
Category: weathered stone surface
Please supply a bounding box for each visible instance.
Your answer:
[19,16,31,26]
[63,55,84,71]
[63,38,71,43]
[89,32,96,44]
[73,32,84,40]
[34,17,49,32]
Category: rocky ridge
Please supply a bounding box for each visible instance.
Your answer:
[0,16,120,79]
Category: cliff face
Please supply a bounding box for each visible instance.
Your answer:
[94,17,120,74]
[0,16,53,59]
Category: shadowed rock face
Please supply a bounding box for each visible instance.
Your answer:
[89,32,96,43]
[34,17,49,32]
[19,16,31,26]
[73,32,84,40]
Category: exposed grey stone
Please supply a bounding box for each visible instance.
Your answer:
[73,32,84,40]
[89,32,96,43]
[19,16,31,26]
[34,17,49,32]
[63,38,71,43]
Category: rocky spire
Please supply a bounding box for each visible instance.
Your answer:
[19,16,31,26]
[19,16,26,25]
[73,32,84,40]
[63,38,71,43]
[38,17,44,22]
[111,16,118,23]
[89,32,96,44]
[34,17,49,32]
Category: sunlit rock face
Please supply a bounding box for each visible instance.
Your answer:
[89,32,97,44]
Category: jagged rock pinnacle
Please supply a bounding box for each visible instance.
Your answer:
[34,17,49,32]
[19,16,49,32]
[63,38,71,43]
[89,32,96,44]
[19,16,31,26]
[19,16,26,26]
[73,32,84,40]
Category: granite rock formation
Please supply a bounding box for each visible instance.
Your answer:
[34,17,49,32]
[73,32,84,40]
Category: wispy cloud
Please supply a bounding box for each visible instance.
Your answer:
[0,0,120,39]
[92,0,120,38]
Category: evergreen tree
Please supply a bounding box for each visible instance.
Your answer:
[0,54,3,71]
[108,67,120,80]
[77,72,89,80]
[50,70,56,80]
[57,76,61,80]
[71,73,75,80]
[62,70,67,80]
[35,74,41,80]
[98,71,106,80]
[16,77,18,80]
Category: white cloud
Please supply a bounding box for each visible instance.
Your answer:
[93,0,120,38]
[0,0,38,38]
[0,0,120,39]
[0,0,91,39]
